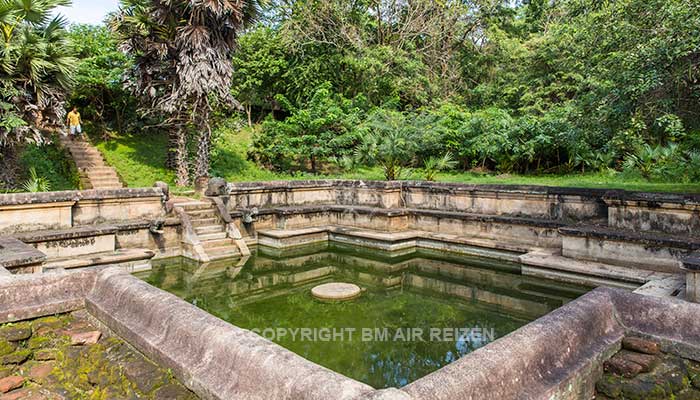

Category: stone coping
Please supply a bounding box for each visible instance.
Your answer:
[14,225,119,243]
[560,226,700,250]
[224,179,700,207]
[86,268,374,400]
[0,268,100,323]
[604,191,700,207]
[226,179,608,197]
[1,268,700,399]
[0,237,46,268]
[233,205,569,228]
[11,218,180,243]
[223,179,663,198]
[0,187,165,207]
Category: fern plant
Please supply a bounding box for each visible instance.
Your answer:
[423,152,457,181]
[22,168,51,193]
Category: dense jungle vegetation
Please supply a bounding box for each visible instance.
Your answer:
[1,0,699,191]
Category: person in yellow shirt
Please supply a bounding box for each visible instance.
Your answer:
[66,107,82,138]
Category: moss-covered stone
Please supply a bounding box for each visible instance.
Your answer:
[154,383,199,400]
[27,335,52,350]
[0,315,198,399]
[0,322,32,342]
[34,348,59,361]
[688,361,700,390]
[0,365,13,379]
[31,316,66,333]
[0,339,17,356]
[596,374,624,398]
[0,348,31,365]
[620,379,669,400]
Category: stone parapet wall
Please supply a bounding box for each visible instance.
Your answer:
[226,180,613,221]
[0,188,167,234]
[402,182,609,220]
[605,192,700,237]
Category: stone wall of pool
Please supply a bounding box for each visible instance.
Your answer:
[1,180,699,296]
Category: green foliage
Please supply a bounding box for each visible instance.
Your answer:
[423,153,457,182]
[67,24,133,134]
[251,84,365,172]
[0,0,76,146]
[21,167,51,192]
[231,26,287,123]
[354,110,420,180]
[245,0,700,182]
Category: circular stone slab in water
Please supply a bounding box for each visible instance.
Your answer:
[312,283,362,301]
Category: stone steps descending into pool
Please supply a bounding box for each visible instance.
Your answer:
[519,249,662,290]
[257,226,528,262]
[175,200,248,262]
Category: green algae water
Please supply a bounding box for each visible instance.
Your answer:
[136,243,591,388]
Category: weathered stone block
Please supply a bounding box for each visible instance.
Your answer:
[605,355,644,378]
[0,323,31,342]
[0,375,24,393]
[622,337,661,355]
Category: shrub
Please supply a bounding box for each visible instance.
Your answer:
[354,110,420,180]
[250,85,365,172]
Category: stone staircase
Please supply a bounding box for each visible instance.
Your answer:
[60,136,123,189]
[177,200,241,261]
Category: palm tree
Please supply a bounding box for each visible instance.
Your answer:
[111,0,266,186]
[0,0,76,146]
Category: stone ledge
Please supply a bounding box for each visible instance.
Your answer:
[226,179,617,198]
[227,179,403,192]
[0,238,46,269]
[0,268,99,323]
[43,248,155,271]
[0,187,165,207]
[12,219,179,244]
[222,180,700,213]
[15,225,119,243]
[560,226,700,250]
[604,191,700,207]
[235,204,570,228]
[403,180,612,198]
[519,249,670,286]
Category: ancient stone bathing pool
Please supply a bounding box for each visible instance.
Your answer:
[136,243,592,388]
[3,180,700,399]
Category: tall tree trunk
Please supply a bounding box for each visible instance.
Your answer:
[246,104,253,128]
[167,129,180,170]
[195,122,212,180]
[175,128,190,187]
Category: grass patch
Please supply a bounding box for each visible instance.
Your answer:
[90,124,700,194]
[92,128,176,189]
